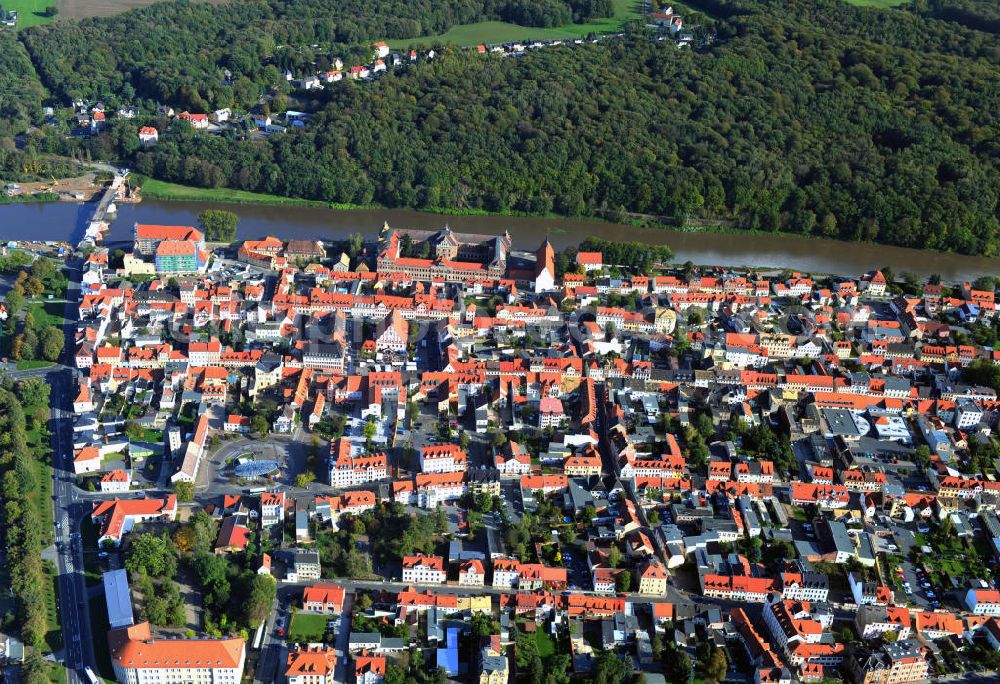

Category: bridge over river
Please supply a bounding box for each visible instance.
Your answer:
[77,171,129,249]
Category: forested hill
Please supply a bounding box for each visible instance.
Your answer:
[7,0,1000,255]
[0,33,47,138]
[18,0,612,110]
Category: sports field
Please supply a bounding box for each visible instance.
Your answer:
[390,0,642,48]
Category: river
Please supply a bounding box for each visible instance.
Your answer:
[0,198,997,280]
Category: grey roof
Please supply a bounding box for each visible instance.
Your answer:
[294,549,320,564]
[824,519,855,554]
[823,408,865,437]
[349,632,381,644]
[103,569,135,629]
[482,654,508,673]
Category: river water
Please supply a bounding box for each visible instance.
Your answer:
[0,198,997,280]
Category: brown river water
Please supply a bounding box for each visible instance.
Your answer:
[0,199,997,280]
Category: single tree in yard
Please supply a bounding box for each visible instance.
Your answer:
[662,644,692,683]
[362,418,377,449]
[125,533,178,578]
[607,544,624,568]
[39,325,64,361]
[173,480,194,502]
[251,413,270,437]
[699,645,728,683]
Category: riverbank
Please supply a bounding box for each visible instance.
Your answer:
[137,177,626,226]
[0,191,58,205]
[136,177,369,210]
[2,192,998,281]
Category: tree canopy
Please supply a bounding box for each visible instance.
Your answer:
[197,209,239,242]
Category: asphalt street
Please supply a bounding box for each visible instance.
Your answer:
[34,258,95,684]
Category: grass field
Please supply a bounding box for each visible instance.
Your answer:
[139,177,365,210]
[47,663,68,683]
[56,0,222,19]
[27,457,54,545]
[43,559,62,652]
[390,0,642,48]
[3,0,58,29]
[843,0,907,7]
[5,0,222,27]
[16,359,55,370]
[287,612,331,643]
[534,629,556,658]
[28,300,63,327]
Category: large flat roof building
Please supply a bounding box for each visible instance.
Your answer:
[103,569,135,629]
[109,621,246,684]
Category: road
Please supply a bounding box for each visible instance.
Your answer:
[1,257,100,683]
[253,588,288,684]
[44,256,94,684]
[50,370,95,684]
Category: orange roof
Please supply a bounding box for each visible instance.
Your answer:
[75,446,100,462]
[286,645,336,677]
[653,602,674,619]
[640,559,668,579]
[109,621,244,669]
[402,554,443,571]
[520,474,568,491]
[216,517,251,550]
[136,224,203,242]
[560,594,623,616]
[91,496,176,540]
[421,444,467,463]
[261,492,285,507]
[461,559,485,574]
[914,610,963,635]
[396,588,458,608]
[302,583,345,607]
[519,564,567,582]
[355,651,385,676]
[972,589,1000,603]
[101,469,129,483]
[156,239,197,256]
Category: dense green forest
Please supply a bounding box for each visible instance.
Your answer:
[0,33,46,138]
[913,0,1000,33]
[17,0,611,111]
[3,0,1000,255]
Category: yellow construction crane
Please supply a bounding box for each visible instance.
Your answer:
[50,175,59,187]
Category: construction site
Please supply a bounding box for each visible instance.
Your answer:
[2,172,141,204]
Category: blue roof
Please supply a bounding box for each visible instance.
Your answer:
[103,569,135,629]
[235,460,279,477]
[436,627,460,675]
